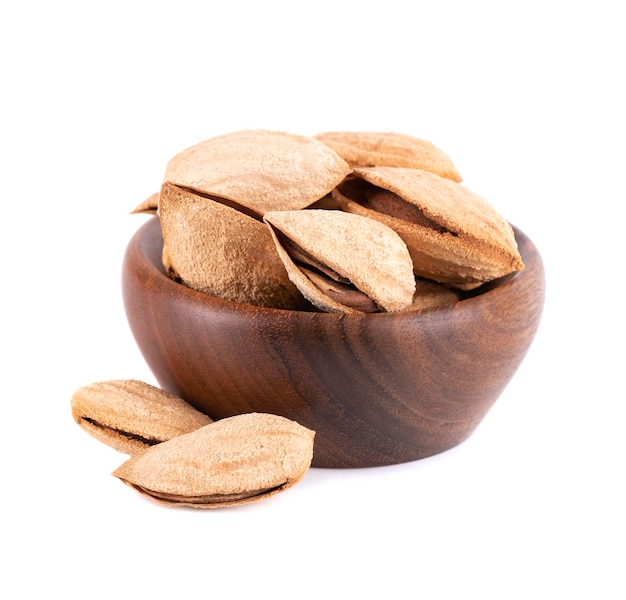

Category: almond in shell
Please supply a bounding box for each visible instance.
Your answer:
[315,131,462,182]
[131,192,159,215]
[333,167,523,288]
[71,380,213,455]
[112,413,315,508]
[163,129,351,216]
[159,182,306,309]
[410,279,461,311]
[264,209,416,314]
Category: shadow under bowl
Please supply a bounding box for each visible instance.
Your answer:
[122,217,545,468]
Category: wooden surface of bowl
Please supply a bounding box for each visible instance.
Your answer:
[122,217,545,468]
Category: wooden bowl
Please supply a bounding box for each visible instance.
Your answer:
[122,217,545,468]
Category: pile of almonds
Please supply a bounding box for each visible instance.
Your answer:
[134,129,524,313]
[71,380,315,508]
[73,130,524,508]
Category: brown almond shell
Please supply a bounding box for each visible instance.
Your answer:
[163,129,352,216]
[264,209,416,314]
[112,413,315,508]
[333,167,524,287]
[131,192,159,215]
[71,380,213,455]
[159,183,306,309]
[409,279,461,311]
[315,131,462,182]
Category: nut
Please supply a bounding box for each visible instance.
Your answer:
[112,413,315,508]
[130,192,158,215]
[333,167,524,288]
[315,131,462,182]
[163,129,352,216]
[410,279,461,310]
[159,182,307,309]
[70,379,213,455]
[264,209,416,313]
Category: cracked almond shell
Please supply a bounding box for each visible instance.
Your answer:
[159,182,306,309]
[71,380,213,455]
[112,413,315,508]
[333,167,524,288]
[315,131,462,182]
[410,279,461,311]
[131,192,159,215]
[163,129,352,216]
[264,209,416,314]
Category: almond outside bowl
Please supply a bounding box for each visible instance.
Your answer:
[122,217,545,468]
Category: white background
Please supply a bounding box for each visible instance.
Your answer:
[1,1,624,598]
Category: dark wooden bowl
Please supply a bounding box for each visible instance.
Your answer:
[122,217,545,468]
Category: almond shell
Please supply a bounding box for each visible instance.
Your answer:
[71,380,213,455]
[159,183,306,309]
[264,209,416,313]
[112,413,315,508]
[163,129,352,216]
[315,131,462,181]
[333,167,523,287]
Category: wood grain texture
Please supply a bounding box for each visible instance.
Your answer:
[122,217,545,468]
